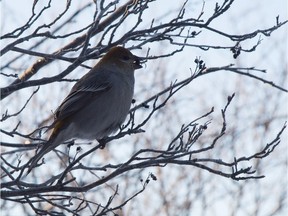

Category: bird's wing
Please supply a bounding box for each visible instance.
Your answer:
[54,75,112,122]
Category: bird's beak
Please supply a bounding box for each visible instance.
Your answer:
[133,55,143,69]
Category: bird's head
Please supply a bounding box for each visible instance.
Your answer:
[99,46,142,72]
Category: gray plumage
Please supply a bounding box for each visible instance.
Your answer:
[27,46,142,173]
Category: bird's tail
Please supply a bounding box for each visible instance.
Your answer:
[27,139,56,174]
[27,123,63,174]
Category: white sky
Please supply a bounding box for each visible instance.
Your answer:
[1,0,287,215]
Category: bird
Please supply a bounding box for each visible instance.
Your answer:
[27,46,142,173]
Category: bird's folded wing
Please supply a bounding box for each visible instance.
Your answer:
[53,81,112,122]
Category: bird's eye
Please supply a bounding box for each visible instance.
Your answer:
[122,55,130,61]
